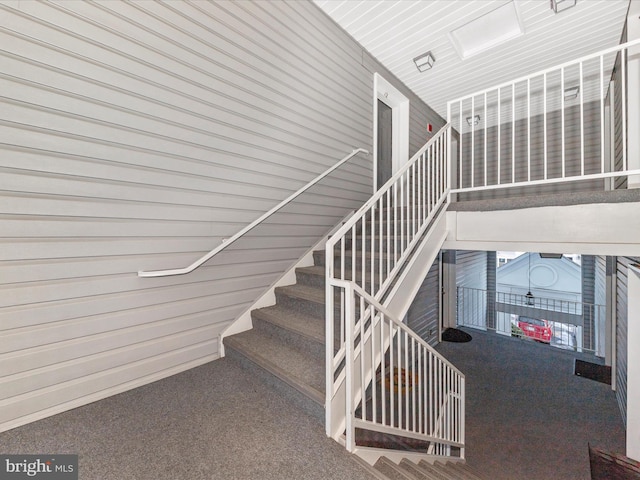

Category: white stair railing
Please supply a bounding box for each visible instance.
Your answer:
[339,280,465,455]
[325,125,461,456]
[448,39,640,193]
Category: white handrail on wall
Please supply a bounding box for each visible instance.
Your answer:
[138,148,368,277]
[447,39,640,193]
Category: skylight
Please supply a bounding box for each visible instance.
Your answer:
[449,1,524,60]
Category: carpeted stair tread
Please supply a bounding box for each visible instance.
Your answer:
[276,283,325,305]
[252,304,324,345]
[413,460,452,480]
[296,264,326,277]
[428,461,459,480]
[398,459,439,479]
[401,459,464,480]
[374,457,417,480]
[298,266,382,292]
[224,328,324,405]
[426,461,474,480]
[295,265,328,288]
[442,462,484,480]
[303,262,383,278]
[459,463,485,478]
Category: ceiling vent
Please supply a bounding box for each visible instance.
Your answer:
[449,1,524,60]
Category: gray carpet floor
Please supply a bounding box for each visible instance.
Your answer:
[0,357,377,480]
[0,330,626,480]
[436,327,626,480]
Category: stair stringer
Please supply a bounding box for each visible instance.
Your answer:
[383,205,449,322]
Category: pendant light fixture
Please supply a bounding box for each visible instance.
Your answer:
[525,252,535,306]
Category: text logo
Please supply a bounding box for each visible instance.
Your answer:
[0,456,77,480]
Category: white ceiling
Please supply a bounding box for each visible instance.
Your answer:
[314,0,630,119]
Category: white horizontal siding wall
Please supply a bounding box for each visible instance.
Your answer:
[455,250,489,329]
[456,100,604,201]
[0,0,442,432]
[406,255,440,346]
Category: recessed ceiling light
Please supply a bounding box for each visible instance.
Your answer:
[564,86,579,100]
[466,115,481,126]
[413,51,435,72]
[550,0,578,14]
[449,1,524,60]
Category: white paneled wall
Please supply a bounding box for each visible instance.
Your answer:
[406,255,441,346]
[0,0,442,432]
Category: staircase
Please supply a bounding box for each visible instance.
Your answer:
[223,241,484,480]
[222,124,478,479]
[223,247,330,422]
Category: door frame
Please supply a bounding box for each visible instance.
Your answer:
[373,73,410,192]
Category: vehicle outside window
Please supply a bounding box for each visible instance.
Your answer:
[517,316,552,343]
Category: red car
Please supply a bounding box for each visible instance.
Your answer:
[517,316,552,343]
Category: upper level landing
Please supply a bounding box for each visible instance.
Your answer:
[444,189,640,256]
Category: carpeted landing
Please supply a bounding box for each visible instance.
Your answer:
[0,358,379,480]
[436,327,626,480]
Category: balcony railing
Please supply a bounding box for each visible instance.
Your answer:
[447,39,640,193]
[457,286,606,356]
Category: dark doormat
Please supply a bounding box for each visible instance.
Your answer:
[575,359,612,385]
[442,328,472,343]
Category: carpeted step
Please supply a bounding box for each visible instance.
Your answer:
[251,304,325,360]
[429,461,467,480]
[417,460,457,480]
[457,463,485,479]
[441,462,484,480]
[398,459,437,479]
[312,249,327,267]
[251,304,347,353]
[295,265,328,288]
[303,268,384,296]
[224,328,324,421]
[274,284,325,319]
[373,457,417,479]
